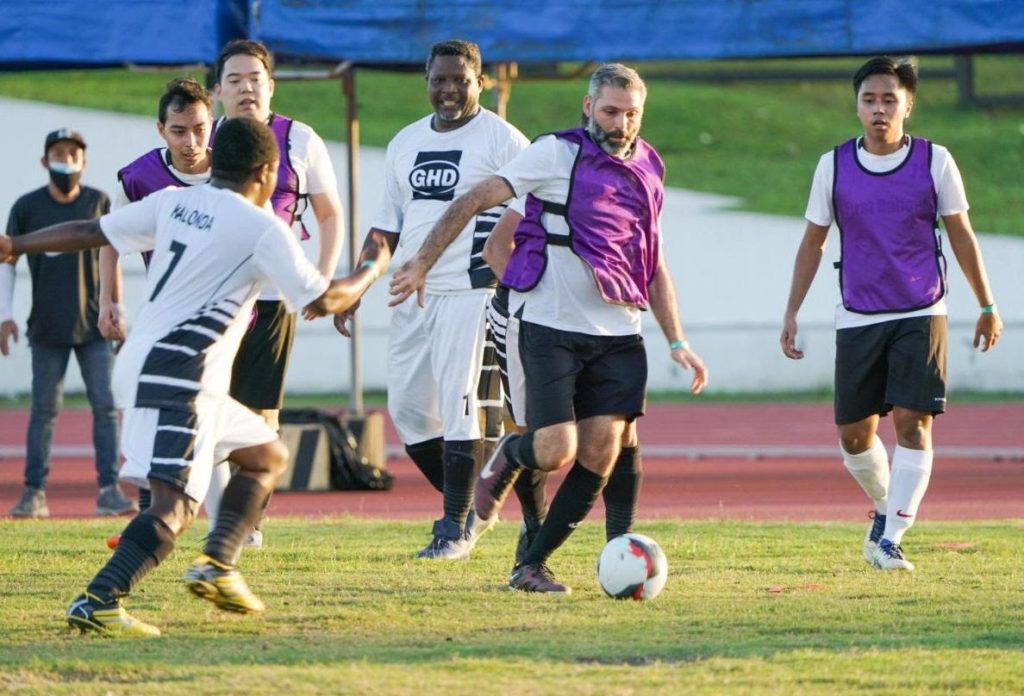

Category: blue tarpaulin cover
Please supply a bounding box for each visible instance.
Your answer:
[1,0,1021,67]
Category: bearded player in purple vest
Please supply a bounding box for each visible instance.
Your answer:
[781,57,1002,571]
[391,64,709,594]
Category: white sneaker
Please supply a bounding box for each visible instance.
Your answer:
[243,529,264,550]
[871,539,915,571]
[464,509,497,550]
[862,512,886,563]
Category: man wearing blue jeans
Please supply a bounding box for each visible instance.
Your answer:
[1,128,136,518]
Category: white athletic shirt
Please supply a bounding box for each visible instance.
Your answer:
[372,109,529,293]
[113,148,211,210]
[99,185,329,411]
[497,134,646,336]
[804,137,969,330]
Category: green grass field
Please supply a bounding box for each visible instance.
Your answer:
[0,54,1022,234]
[2,518,1022,694]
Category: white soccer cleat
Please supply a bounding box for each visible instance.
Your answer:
[871,539,915,571]
[862,511,886,563]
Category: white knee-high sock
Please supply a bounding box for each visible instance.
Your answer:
[841,436,890,513]
[884,445,933,544]
[203,461,233,534]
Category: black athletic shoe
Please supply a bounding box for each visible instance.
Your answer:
[508,562,571,595]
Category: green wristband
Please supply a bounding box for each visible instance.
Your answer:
[981,303,997,315]
[360,259,378,273]
[669,339,690,351]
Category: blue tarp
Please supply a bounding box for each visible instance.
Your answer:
[0,0,246,68]
[1,0,1022,68]
[252,0,1024,64]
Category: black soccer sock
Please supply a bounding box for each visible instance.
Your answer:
[513,467,549,526]
[405,437,445,493]
[520,462,606,567]
[442,439,481,529]
[254,491,272,531]
[509,431,541,470]
[203,474,268,566]
[86,512,176,603]
[137,487,152,512]
[603,446,642,540]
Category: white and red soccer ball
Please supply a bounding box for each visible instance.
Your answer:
[596,533,668,601]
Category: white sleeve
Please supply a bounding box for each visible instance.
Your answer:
[368,142,403,234]
[494,124,531,170]
[302,131,338,197]
[0,260,14,322]
[933,146,970,216]
[112,180,132,211]
[803,152,834,228]
[508,196,526,215]
[253,221,330,311]
[98,191,162,255]
[496,136,559,199]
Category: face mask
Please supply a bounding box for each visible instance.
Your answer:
[48,161,82,194]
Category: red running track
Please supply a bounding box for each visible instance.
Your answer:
[1,404,1022,521]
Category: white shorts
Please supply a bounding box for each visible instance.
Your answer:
[387,291,493,444]
[118,398,277,503]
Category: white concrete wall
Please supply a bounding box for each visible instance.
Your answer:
[1,97,1021,397]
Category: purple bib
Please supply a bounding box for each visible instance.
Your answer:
[502,128,664,308]
[833,137,945,314]
[211,114,308,240]
[118,148,200,267]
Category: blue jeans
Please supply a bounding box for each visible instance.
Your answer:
[25,340,119,489]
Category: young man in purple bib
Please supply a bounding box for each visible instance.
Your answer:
[390,64,708,593]
[781,57,1003,571]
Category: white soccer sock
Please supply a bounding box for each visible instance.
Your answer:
[884,445,933,544]
[841,436,890,513]
[203,461,233,533]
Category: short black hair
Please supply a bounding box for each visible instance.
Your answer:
[158,78,212,123]
[426,39,482,76]
[853,57,918,96]
[216,39,274,83]
[210,117,279,184]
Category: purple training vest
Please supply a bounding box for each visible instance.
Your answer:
[833,137,945,314]
[118,148,202,267]
[211,114,308,240]
[502,128,664,309]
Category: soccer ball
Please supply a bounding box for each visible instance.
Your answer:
[596,533,668,600]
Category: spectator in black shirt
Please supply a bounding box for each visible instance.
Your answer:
[1,128,137,519]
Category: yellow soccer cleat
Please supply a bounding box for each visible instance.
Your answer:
[184,555,266,614]
[66,592,161,637]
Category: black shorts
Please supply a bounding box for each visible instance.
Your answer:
[519,320,647,430]
[229,300,296,410]
[834,315,947,425]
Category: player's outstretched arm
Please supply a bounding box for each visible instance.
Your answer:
[389,175,515,307]
[648,250,707,395]
[302,265,379,319]
[332,228,398,337]
[943,211,1002,352]
[780,222,829,360]
[2,219,109,257]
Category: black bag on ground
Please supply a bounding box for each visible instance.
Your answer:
[278,409,393,491]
